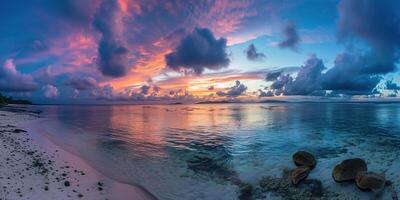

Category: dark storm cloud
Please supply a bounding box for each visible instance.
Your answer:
[278,22,300,51]
[246,44,266,61]
[285,55,325,95]
[321,51,382,95]
[337,0,400,74]
[385,80,400,90]
[165,28,230,74]
[0,59,37,92]
[216,80,247,97]
[270,74,292,90]
[269,55,324,95]
[265,71,282,82]
[65,76,98,90]
[93,0,130,77]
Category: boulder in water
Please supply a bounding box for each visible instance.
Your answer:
[355,171,385,192]
[293,151,316,168]
[332,158,367,182]
[290,166,310,185]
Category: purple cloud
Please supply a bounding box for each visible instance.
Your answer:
[43,84,59,98]
[0,59,37,92]
[278,22,301,51]
[165,28,230,74]
[140,85,151,95]
[217,80,247,97]
[246,44,266,61]
[93,0,130,77]
[65,76,98,90]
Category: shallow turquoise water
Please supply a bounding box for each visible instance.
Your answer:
[33,103,400,199]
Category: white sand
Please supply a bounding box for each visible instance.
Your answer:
[0,106,157,200]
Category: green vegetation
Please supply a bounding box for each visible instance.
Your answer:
[0,93,32,105]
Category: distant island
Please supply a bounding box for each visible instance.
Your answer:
[0,93,32,105]
[195,100,231,104]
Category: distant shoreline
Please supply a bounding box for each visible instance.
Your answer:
[22,99,400,106]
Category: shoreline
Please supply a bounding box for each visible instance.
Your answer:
[0,105,157,200]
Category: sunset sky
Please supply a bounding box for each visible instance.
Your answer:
[1,0,400,103]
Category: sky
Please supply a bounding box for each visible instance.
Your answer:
[1,0,400,104]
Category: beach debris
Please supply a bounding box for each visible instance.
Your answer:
[293,151,316,168]
[332,158,367,182]
[355,171,386,192]
[290,166,311,185]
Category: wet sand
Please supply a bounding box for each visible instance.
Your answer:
[0,105,157,200]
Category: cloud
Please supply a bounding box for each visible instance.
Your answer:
[278,21,300,51]
[216,80,247,97]
[43,84,59,98]
[269,53,385,96]
[337,0,400,74]
[246,44,266,61]
[165,28,230,74]
[321,51,382,95]
[268,55,324,95]
[265,71,282,82]
[0,59,37,92]
[270,74,293,90]
[65,76,98,90]
[385,80,400,90]
[93,0,130,77]
[91,84,114,100]
[266,0,400,97]
[140,85,150,95]
[258,89,273,97]
[153,85,161,93]
[285,55,325,95]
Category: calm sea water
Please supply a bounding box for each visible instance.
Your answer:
[32,103,400,199]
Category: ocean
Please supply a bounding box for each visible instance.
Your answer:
[29,103,400,199]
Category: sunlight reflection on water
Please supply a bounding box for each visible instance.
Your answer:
[36,103,400,200]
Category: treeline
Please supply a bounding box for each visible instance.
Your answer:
[0,93,32,105]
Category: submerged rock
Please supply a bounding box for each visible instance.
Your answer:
[355,171,385,192]
[290,166,310,185]
[238,183,253,200]
[293,151,316,168]
[332,158,367,182]
[256,176,328,199]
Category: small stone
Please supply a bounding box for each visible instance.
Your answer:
[290,166,310,185]
[355,171,385,192]
[293,151,316,168]
[332,158,367,182]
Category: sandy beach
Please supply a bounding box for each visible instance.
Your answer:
[0,105,157,200]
